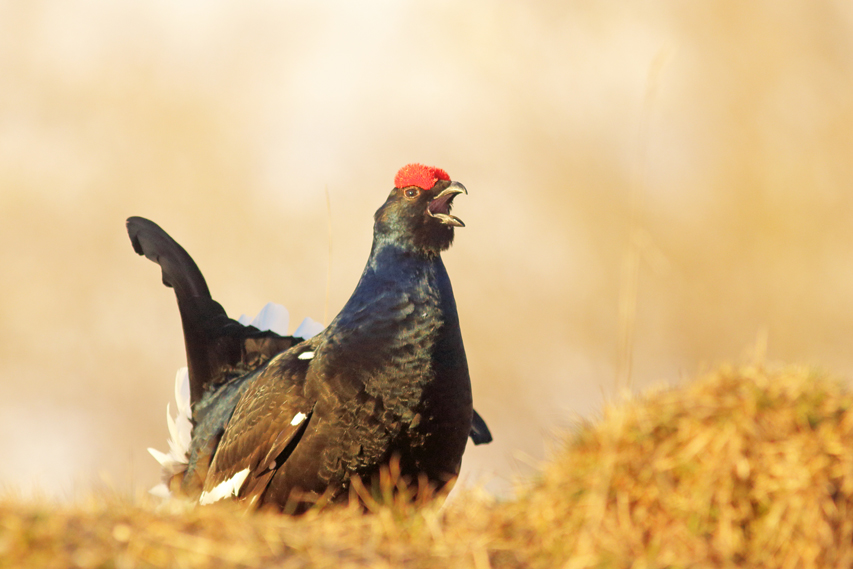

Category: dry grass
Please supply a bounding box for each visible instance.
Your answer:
[499,364,853,568]
[4,364,853,568]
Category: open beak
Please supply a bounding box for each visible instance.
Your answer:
[427,182,467,227]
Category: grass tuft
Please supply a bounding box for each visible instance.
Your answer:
[3,364,853,568]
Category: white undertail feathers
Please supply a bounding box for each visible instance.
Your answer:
[147,302,324,501]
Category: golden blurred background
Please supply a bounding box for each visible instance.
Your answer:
[1,1,852,499]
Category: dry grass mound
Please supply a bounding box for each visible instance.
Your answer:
[3,365,853,568]
[499,364,853,568]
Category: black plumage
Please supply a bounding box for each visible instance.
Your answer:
[129,164,490,509]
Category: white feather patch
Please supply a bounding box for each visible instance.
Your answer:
[199,468,250,505]
[297,351,315,361]
[165,369,192,464]
[294,317,325,339]
[149,483,172,499]
[238,302,290,336]
[147,447,171,467]
[147,368,193,499]
[290,412,307,426]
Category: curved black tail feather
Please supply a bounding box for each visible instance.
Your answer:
[127,217,297,406]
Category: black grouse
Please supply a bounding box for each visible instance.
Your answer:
[128,163,491,510]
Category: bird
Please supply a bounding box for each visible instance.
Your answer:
[128,163,491,511]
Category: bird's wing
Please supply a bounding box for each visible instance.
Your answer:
[207,289,421,501]
[200,338,322,506]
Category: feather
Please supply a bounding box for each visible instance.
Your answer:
[199,468,250,505]
[149,483,172,499]
[148,307,302,499]
[239,302,290,336]
[147,447,171,467]
[294,317,324,339]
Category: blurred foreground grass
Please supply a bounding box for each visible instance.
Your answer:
[3,364,853,568]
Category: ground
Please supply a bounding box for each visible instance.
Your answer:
[2,364,852,568]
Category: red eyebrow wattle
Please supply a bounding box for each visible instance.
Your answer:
[394,163,450,190]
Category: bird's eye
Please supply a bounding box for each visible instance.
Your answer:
[404,188,420,199]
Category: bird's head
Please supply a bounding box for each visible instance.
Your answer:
[373,163,467,255]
